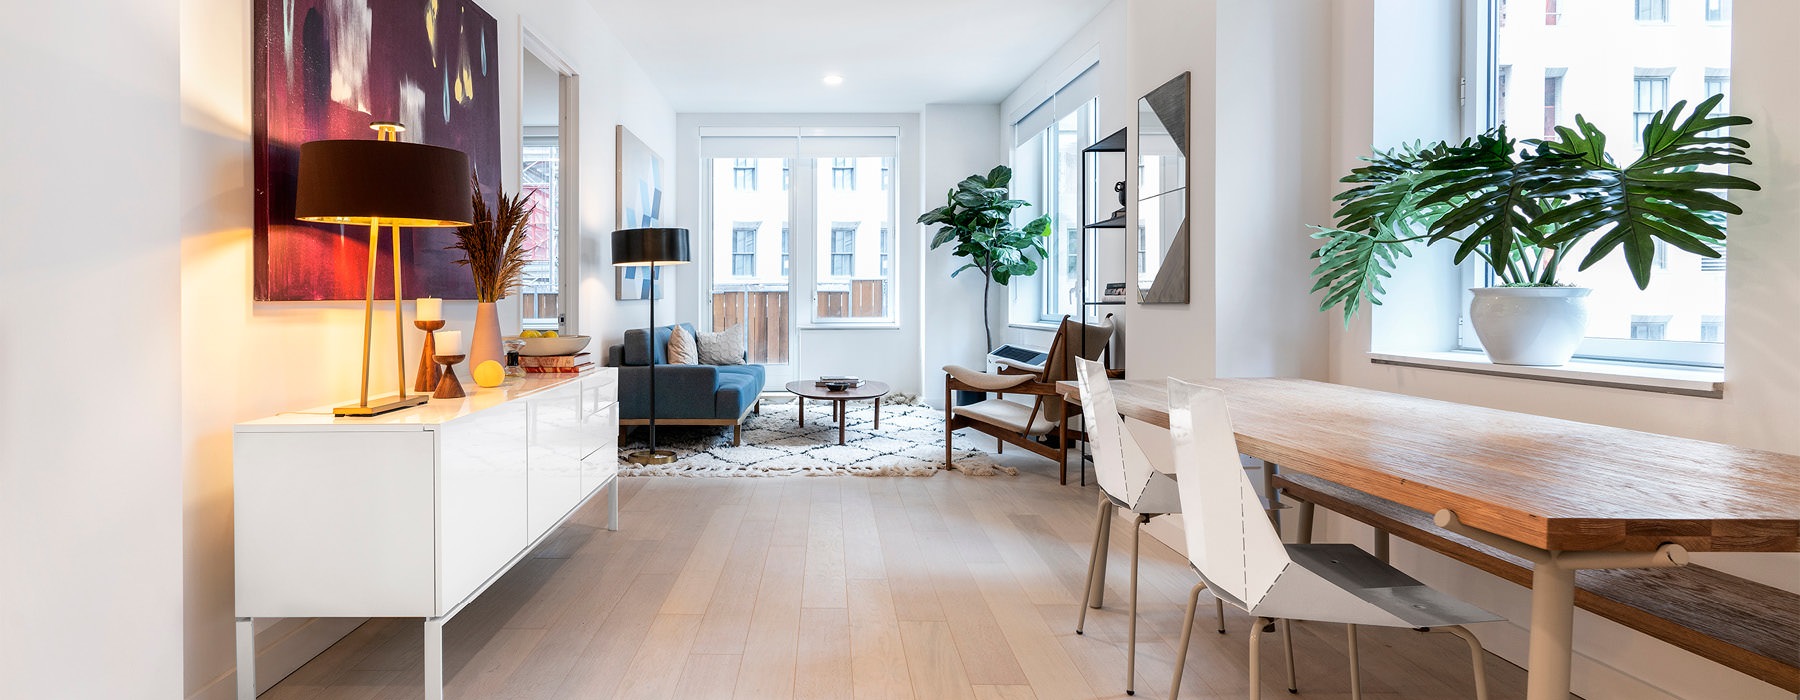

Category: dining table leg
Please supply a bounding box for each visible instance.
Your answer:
[1525,562,1577,700]
[1434,509,1689,700]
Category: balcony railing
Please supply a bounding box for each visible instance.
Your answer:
[712,288,790,364]
[815,279,886,319]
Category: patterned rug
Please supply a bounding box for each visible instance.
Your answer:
[617,400,1015,477]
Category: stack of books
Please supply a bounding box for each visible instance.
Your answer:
[816,375,864,388]
[519,352,593,374]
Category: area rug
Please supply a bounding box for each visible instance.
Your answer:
[617,400,1016,477]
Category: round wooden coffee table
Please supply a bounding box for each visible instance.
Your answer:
[785,380,891,445]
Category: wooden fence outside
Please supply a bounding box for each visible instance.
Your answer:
[815,279,886,319]
[711,290,789,364]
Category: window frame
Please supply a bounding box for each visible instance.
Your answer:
[1456,0,1724,368]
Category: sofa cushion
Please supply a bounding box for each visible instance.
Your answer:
[621,323,696,366]
[668,325,699,365]
[697,325,747,365]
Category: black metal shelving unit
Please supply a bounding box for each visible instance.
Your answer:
[1072,127,1127,486]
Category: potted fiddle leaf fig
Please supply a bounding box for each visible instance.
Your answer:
[918,165,1053,349]
[1310,95,1757,365]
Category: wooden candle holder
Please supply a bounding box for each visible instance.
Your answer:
[413,320,446,392]
[432,354,467,399]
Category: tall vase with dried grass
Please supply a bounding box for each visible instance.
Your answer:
[448,174,534,382]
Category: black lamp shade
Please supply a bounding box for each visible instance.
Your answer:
[612,228,692,266]
[295,139,474,228]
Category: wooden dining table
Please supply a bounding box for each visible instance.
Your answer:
[1056,377,1800,700]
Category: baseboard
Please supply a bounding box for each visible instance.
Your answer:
[187,617,365,700]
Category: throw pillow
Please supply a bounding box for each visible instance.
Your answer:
[696,325,747,365]
[667,324,699,365]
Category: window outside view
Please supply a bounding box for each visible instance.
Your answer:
[1014,98,1096,323]
[519,140,560,330]
[1487,0,1730,358]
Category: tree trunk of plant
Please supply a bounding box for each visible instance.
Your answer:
[981,277,993,351]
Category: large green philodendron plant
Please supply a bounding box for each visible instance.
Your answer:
[919,165,1053,349]
[1310,94,1758,324]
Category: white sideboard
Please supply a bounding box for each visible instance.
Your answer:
[233,368,618,699]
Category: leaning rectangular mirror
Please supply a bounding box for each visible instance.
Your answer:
[1137,72,1189,304]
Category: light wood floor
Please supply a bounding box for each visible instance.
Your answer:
[265,457,1527,699]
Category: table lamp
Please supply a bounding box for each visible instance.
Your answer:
[296,122,474,416]
[612,227,691,464]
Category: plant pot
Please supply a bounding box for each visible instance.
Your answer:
[1468,287,1591,366]
[470,302,506,383]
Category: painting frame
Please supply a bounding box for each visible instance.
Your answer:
[614,124,667,300]
[252,0,502,301]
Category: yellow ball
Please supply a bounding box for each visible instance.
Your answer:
[473,360,506,388]
[520,329,543,338]
[543,330,559,338]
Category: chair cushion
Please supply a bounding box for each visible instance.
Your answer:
[954,398,1058,436]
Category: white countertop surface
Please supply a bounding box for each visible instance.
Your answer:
[237,368,608,431]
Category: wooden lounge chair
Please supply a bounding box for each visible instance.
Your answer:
[942,315,1114,483]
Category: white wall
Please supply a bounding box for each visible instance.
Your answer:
[0,1,185,697]
[921,104,1003,405]
[177,0,676,696]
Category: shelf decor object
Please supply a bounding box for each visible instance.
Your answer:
[412,297,445,392]
[295,122,474,417]
[613,227,691,465]
[432,330,466,399]
[448,176,536,376]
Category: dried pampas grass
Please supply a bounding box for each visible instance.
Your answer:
[448,174,535,303]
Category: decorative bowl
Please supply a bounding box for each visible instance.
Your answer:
[820,381,854,392]
[508,334,591,357]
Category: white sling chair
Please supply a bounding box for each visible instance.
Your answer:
[1072,359,1224,696]
[1164,378,1501,700]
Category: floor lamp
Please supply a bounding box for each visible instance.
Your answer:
[613,227,691,465]
[295,122,474,416]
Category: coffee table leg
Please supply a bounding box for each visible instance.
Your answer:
[798,396,804,428]
[875,397,881,430]
[838,401,846,445]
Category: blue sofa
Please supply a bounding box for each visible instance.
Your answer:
[606,323,766,445]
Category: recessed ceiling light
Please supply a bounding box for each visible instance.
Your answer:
[822,74,845,87]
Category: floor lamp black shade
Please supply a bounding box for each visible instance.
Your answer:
[295,126,473,417]
[612,228,691,465]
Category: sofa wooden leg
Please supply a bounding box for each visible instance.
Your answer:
[733,423,742,447]
[754,400,761,415]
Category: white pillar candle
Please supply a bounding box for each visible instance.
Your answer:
[415,297,442,322]
[436,330,462,357]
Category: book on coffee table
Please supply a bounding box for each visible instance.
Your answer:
[816,375,864,387]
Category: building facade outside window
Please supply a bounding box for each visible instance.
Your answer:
[879,226,891,276]
[1543,69,1565,137]
[1545,0,1560,25]
[731,223,757,277]
[1635,0,1668,22]
[829,223,856,277]
[1633,73,1669,145]
[733,158,757,190]
[1705,0,1730,22]
[831,158,856,190]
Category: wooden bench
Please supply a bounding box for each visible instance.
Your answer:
[1273,471,1800,693]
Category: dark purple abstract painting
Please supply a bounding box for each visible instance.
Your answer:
[254,0,500,301]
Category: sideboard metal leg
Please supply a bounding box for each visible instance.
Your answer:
[424,617,446,700]
[608,477,620,531]
[236,617,256,699]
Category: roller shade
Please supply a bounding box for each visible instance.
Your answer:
[1013,62,1100,147]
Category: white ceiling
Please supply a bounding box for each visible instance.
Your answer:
[584,0,1113,112]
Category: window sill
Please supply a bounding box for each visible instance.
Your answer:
[798,322,901,331]
[1367,350,1723,398]
[1008,321,1061,333]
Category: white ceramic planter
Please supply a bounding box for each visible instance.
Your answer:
[1468,287,1592,366]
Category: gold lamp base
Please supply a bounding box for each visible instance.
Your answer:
[334,394,430,417]
[625,449,678,465]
